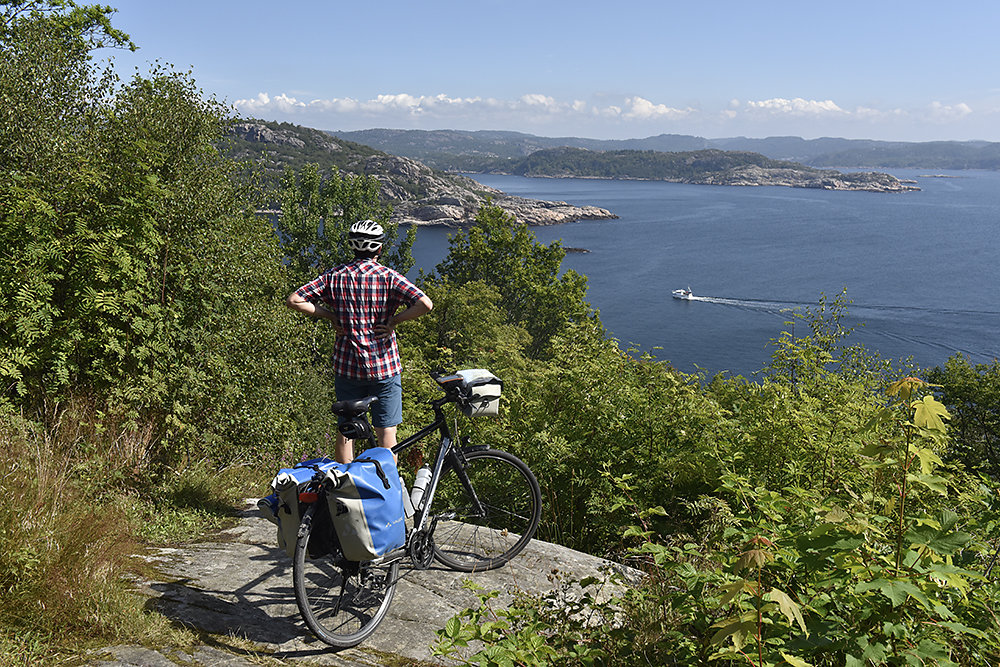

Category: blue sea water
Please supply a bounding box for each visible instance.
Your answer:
[408,170,1000,378]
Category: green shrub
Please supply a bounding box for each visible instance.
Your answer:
[435,377,1000,666]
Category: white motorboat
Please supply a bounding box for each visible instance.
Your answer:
[672,287,693,300]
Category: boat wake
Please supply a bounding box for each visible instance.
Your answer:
[681,294,1000,319]
[675,294,1000,361]
[682,295,811,315]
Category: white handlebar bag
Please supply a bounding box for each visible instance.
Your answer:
[456,369,503,417]
[324,447,406,562]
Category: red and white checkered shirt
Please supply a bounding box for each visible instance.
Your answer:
[295,259,426,380]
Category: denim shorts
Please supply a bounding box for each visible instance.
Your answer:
[334,373,403,428]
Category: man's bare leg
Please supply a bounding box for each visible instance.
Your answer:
[375,426,398,463]
[338,427,397,463]
[335,432,354,464]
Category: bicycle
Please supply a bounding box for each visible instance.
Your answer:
[291,370,543,648]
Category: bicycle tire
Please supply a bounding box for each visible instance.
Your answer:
[292,503,398,648]
[427,448,542,572]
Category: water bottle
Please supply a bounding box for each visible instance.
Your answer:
[410,465,432,510]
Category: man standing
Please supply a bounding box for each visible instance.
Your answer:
[287,219,432,463]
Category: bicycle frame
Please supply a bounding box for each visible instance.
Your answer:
[390,395,462,534]
[344,389,488,547]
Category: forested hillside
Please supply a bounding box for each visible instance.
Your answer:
[4,3,1000,665]
[487,147,917,192]
[224,119,617,225]
[334,127,1000,170]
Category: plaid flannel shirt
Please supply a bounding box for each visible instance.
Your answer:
[295,259,426,380]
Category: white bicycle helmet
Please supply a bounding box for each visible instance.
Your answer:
[348,219,385,253]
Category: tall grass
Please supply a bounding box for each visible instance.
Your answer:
[0,400,246,664]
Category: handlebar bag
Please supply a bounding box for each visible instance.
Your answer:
[260,457,339,558]
[456,369,503,417]
[323,447,406,562]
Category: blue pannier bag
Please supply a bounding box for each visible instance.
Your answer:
[257,449,405,562]
[258,457,338,558]
[324,447,406,562]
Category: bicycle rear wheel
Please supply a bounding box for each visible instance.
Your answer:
[426,448,541,572]
[292,503,398,648]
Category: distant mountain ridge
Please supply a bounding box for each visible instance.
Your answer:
[331,128,1000,171]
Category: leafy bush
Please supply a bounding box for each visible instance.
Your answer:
[431,204,592,359]
[435,368,1000,665]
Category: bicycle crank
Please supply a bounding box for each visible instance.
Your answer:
[408,529,435,570]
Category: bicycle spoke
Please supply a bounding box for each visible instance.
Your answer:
[293,506,397,647]
[428,449,541,572]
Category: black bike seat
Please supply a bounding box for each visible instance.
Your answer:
[331,396,379,418]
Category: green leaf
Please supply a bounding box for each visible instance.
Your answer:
[709,617,756,650]
[912,446,944,474]
[911,395,951,431]
[937,620,986,638]
[906,515,973,557]
[855,579,933,609]
[781,652,814,667]
[768,588,808,634]
[906,473,949,496]
[862,407,896,433]
[444,616,461,638]
[718,579,750,607]
[906,639,954,666]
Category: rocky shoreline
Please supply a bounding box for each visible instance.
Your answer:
[692,165,920,192]
[362,155,618,226]
[482,166,920,193]
[395,191,618,227]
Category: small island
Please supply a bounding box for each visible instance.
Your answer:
[485,148,919,193]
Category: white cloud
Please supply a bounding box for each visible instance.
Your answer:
[232,91,991,141]
[520,93,558,108]
[622,96,694,119]
[927,101,973,120]
[746,97,845,115]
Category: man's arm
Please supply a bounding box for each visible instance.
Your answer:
[374,294,433,338]
[286,291,343,330]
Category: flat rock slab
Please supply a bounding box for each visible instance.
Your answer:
[89,501,620,666]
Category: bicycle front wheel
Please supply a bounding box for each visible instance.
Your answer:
[292,503,398,648]
[427,448,542,572]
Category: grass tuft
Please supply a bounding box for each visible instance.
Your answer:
[0,400,264,663]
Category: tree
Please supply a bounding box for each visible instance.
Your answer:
[0,1,337,463]
[432,205,595,358]
[276,163,415,289]
[926,354,1000,475]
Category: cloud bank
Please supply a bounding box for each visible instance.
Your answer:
[234,92,992,141]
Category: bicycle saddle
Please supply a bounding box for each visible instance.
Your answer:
[331,396,379,418]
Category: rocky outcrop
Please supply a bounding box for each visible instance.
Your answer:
[232,122,309,150]
[363,153,617,226]
[227,121,618,227]
[87,501,627,666]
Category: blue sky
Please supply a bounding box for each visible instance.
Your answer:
[103,0,1000,142]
